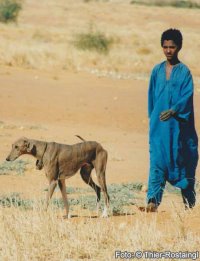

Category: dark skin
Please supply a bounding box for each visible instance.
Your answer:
[159,40,180,121]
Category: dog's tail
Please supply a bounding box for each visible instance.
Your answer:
[75,135,86,142]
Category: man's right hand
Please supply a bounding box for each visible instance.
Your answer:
[160,109,176,121]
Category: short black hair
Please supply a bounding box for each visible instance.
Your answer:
[161,29,183,50]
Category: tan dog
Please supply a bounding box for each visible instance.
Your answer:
[6,136,110,218]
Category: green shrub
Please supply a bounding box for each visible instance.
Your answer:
[0,159,29,175]
[52,182,142,214]
[0,182,183,214]
[0,0,22,23]
[171,0,200,7]
[130,0,200,9]
[73,30,113,54]
[0,193,33,209]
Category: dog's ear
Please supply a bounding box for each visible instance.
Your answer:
[24,139,34,153]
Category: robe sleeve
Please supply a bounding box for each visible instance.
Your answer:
[171,71,194,122]
[148,68,156,118]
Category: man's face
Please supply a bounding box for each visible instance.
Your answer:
[162,40,179,61]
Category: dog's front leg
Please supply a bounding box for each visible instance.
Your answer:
[58,179,70,219]
[45,179,57,211]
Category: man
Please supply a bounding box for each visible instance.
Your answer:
[147,29,198,211]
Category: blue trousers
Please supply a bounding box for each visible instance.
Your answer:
[147,167,196,208]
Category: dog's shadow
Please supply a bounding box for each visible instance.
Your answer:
[64,212,136,219]
[62,214,98,219]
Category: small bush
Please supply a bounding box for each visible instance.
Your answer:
[0,0,22,23]
[130,0,200,9]
[73,30,113,54]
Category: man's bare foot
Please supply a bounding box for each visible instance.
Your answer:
[138,202,157,213]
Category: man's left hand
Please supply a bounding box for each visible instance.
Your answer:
[160,109,176,121]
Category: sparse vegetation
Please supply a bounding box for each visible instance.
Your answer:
[2,182,186,214]
[0,193,33,209]
[52,182,143,215]
[0,0,22,23]
[73,30,113,54]
[52,182,183,214]
[1,183,142,214]
[0,192,200,260]
[130,0,200,8]
[83,0,109,2]
[0,1,199,78]
[0,121,46,130]
[0,160,29,175]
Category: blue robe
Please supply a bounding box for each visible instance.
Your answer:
[148,61,198,205]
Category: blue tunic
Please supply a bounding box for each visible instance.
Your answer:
[148,61,198,202]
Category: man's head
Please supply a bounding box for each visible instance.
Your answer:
[161,29,183,50]
[161,29,183,62]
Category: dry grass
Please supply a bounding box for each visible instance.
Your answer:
[0,200,200,260]
[0,0,199,78]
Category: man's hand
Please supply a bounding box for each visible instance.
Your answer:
[160,109,176,121]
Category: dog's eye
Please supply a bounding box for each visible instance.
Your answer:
[15,145,19,150]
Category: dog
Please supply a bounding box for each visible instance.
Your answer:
[6,136,110,218]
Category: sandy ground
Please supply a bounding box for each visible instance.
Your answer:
[0,66,149,192]
[0,65,200,212]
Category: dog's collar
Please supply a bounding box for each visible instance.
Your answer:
[36,142,47,170]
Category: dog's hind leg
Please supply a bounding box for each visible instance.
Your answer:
[94,151,110,217]
[58,179,69,218]
[80,164,101,213]
[96,171,110,217]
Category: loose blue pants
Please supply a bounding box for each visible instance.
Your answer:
[147,168,196,208]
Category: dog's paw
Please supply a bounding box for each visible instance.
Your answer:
[101,208,109,218]
[63,213,71,219]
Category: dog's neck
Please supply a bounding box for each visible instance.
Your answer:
[30,140,48,160]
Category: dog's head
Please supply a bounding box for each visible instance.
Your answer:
[6,137,34,161]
